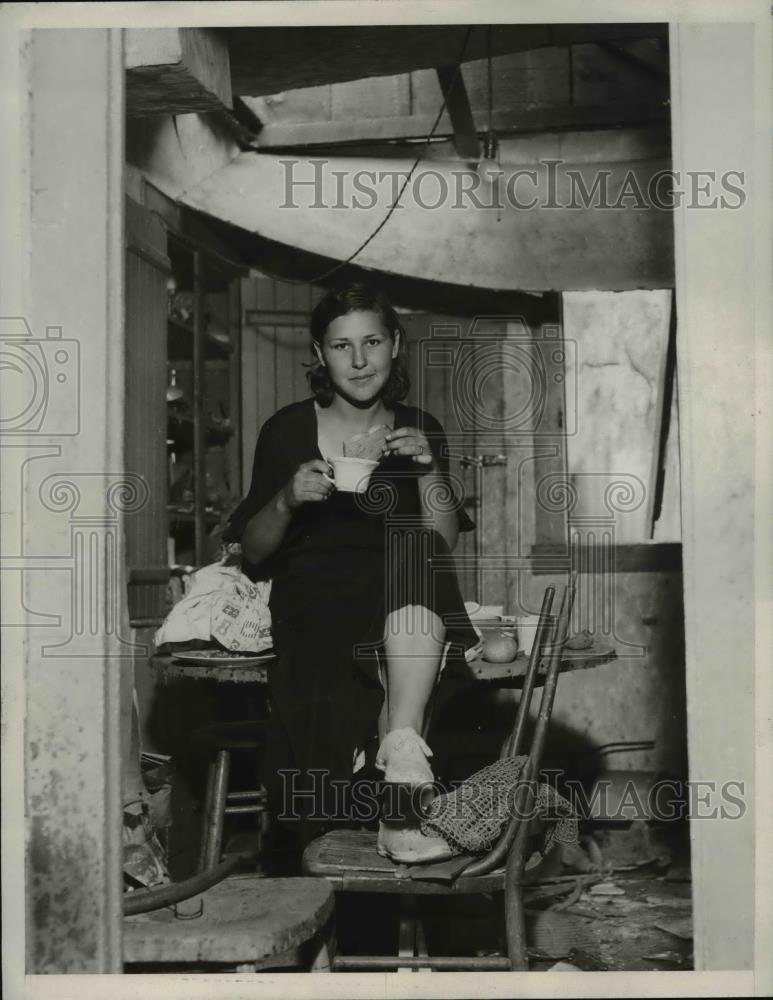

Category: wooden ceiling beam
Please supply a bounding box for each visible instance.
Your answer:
[436,65,481,160]
[255,101,670,151]
[125,28,232,117]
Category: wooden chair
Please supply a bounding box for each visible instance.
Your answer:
[191,719,270,871]
[302,577,577,972]
[125,719,334,973]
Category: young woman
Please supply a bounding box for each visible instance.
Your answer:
[224,283,478,863]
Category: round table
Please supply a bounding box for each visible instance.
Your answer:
[152,644,617,688]
[465,643,617,687]
[151,652,276,685]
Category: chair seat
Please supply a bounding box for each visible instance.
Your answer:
[302,828,508,894]
[124,875,334,965]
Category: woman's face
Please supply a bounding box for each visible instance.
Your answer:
[316,310,399,404]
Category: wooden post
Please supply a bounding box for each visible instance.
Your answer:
[193,250,206,565]
[436,65,480,161]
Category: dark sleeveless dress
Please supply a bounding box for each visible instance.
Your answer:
[224,397,477,835]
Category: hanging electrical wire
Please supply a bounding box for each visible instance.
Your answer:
[277,24,476,287]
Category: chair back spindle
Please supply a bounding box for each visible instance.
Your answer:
[503,585,555,760]
[507,574,577,867]
[523,574,576,781]
[459,576,576,879]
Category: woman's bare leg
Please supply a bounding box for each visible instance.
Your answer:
[383,604,446,734]
[376,604,453,862]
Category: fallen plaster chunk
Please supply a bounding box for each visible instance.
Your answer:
[589,881,625,896]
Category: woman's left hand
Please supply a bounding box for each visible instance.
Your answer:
[385,427,438,472]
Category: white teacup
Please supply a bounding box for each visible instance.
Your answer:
[515,614,541,656]
[328,456,378,493]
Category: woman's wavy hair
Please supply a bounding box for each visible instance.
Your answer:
[306,283,410,407]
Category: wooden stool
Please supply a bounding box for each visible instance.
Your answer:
[192,720,269,871]
[124,874,336,972]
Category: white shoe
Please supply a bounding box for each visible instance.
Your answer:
[375,728,456,864]
[377,821,455,864]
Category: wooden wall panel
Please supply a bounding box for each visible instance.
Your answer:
[402,303,561,611]
[240,278,260,486]
[411,49,570,116]
[331,73,411,119]
[240,273,317,489]
[124,198,171,620]
[262,83,331,124]
[227,281,243,498]
[262,48,572,125]
[274,326,298,410]
[530,299,570,557]
[402,312,481,604]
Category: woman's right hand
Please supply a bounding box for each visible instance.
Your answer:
[280,459,334,511]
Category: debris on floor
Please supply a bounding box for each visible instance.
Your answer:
[583,821,673,871]
[644,894,691,908]
[523,830,693,971]
[528,909,598,958]
[567,947,609,971]
[641,949,691,967]
[547,960,582,971]
[663,861,692,882]
[588,881,625,896]
[653,916,693,941]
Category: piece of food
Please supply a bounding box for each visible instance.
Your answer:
[564,629,594,650]
[482,632,519,663]
[343,424,390,461]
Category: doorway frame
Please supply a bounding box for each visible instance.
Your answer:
[1,11,769,985]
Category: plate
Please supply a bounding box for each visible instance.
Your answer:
[172,650,275,667]
[464,602,504,621]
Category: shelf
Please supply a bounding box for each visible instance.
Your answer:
[167,506,223,526]
[164,235,242,570]
[167,318,192,361]
[168,359,230,371]
[168,315,193,335]
[167,414,234,449]
[130,617,167,630]
[205,333,234,357]
[167,317,233,361]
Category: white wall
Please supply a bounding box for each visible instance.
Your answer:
[670,21,763,972]
[1,28,127,973]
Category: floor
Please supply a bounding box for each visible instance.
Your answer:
[533,867,693,972]
[332,862,692,972]
[225,819,694,972]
